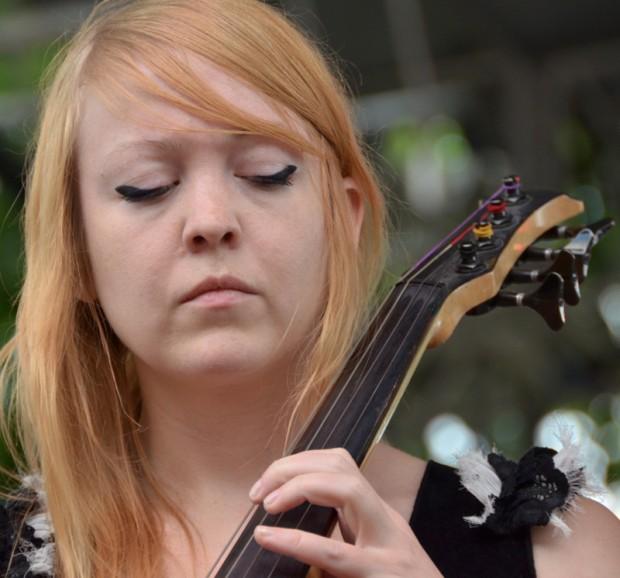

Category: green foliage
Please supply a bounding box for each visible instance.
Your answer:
[0,43,60,93]
[0,0,19,16]
[0,184,22,346]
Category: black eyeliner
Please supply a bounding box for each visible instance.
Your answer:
[248,164,297,186]
[115,182,178,202]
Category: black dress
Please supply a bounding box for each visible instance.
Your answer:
[410,459,537,577]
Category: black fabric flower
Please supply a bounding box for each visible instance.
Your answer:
[483,447,571,535]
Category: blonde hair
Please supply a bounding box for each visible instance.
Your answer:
[0,1,387,576]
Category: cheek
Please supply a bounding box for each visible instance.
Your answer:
[262,205,328,322]
[81,203,167,313]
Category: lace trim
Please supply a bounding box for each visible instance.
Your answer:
[456,426,600,536]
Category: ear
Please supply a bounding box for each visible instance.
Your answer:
[342,176,364,248]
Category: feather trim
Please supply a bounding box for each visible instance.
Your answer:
[456,428,596,536]
[456,449,502,526]
[19,474,55,576]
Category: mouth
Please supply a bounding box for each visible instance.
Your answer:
[180,275,258,304]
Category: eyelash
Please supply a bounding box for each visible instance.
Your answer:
[115,164,298,202]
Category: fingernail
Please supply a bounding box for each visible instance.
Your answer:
[255,525,272,539]
[249,479,263,501]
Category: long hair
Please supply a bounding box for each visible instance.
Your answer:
[0,1,387,576]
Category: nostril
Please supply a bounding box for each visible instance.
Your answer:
[192,235,207,247]
[222,231,234,243]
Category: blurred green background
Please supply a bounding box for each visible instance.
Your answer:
[0,0,618,514]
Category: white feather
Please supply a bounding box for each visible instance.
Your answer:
[456,449,502,526]
[18,473,55,576]
[455,425,600,536]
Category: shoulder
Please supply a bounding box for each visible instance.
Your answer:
[532,497,620,578]
[361,441,428,521]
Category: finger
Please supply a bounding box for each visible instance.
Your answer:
[254,525,373,578]
[261,472,393,546]
[250,448,356,501]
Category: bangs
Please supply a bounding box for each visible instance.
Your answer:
[79,26,324,158]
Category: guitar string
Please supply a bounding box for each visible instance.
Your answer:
[252,258,450,578]
[210,185,502,577]
[221,271,419,578]
[256,190,506,577]
[225,190,500,578]
[227,191,500,578]
[218,187,504,578]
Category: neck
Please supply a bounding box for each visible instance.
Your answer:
[138,367,297,504]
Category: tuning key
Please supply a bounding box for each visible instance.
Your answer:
[541,217,615,244]
[520,246,559,262]
[520,229,594,283]
[562,229,594,282]
[473,220,498,249]
[507,251,580,305]
[488,199,512,227]
[495,272,566,330]
[502,174,526,204]
[458,241,484,273]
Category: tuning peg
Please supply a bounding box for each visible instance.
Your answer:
[506,251,580,305]
[541,217,615,244]
[487,199,512,227]
[591,217,615,244]
[502,174,526,204]
[495,273,566,330]
[562,229,595,283]
[519,229,594,283]
[457,241,485,273]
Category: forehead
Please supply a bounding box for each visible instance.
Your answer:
[76,55,310,165]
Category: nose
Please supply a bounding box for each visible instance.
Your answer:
[181,184,241,253]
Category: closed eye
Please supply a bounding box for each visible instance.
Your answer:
[115,181,179,202]
[239,164,297,187]
[115,164,298,202]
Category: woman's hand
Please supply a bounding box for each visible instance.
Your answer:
[249,448,443,578]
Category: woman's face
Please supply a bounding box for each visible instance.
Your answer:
[77,59,338,389]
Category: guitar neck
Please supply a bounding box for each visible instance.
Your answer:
[211,281,446,578]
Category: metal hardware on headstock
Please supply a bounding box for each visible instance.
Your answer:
[502,174,527,205]
[488,198,512,227]
[458,241,485,273]
[461,176,615,332]
[507,251,580,306]
[519,228,595,283]
[541,217,615,243]
[492,273,566,331]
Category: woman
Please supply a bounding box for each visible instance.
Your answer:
[0,1,618,577]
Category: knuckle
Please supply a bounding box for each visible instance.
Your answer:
[323,540,346,566]
[289,529,304,550]
[330,447,354,469]
[263,457,288,484]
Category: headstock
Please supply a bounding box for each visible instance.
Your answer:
[401,175,615,348]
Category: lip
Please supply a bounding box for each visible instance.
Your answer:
[180,275,258,304]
